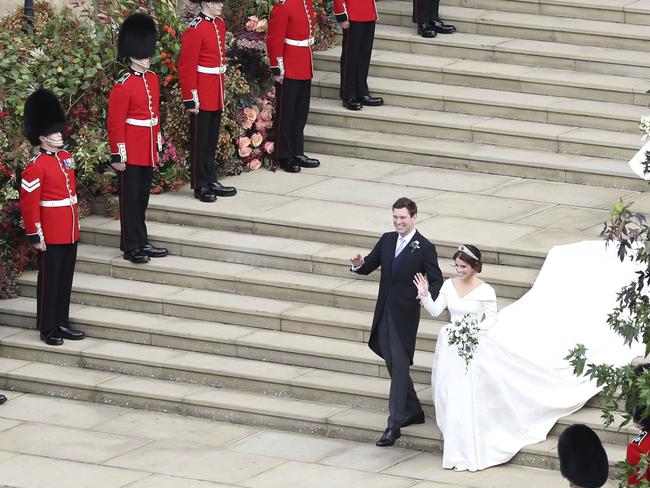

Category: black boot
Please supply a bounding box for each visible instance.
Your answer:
[417,23,437,38]
[194,186,216,202]
[279,159,301,173]
[295,155,320,168]
[40,331,64,346]
[141,244,168,258]
[58,324,85,340]
[123,249,150,264]
[210,181,237,197]
[358,95,384,106]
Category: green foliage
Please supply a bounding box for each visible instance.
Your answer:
[565,198,650,486]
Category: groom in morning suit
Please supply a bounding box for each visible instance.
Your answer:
[351,197,443,447]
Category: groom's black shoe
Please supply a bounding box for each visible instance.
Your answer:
[376,428,401,447]
[401,411,425,428]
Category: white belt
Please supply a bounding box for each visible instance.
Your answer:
[40,195,77,207]
[284,37,314,47]
[126,117,158,127]
[197,65,226,74]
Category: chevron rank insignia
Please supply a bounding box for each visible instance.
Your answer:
[21,178,41,193]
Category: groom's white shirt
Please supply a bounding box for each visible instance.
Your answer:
[351,228,417,271]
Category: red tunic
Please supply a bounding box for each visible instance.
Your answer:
[20,148,80,245]
[628,429,650,485]
[107,68,161,166]
[334,0,378,22]
[267,0,315,80]
[178,11,227,111]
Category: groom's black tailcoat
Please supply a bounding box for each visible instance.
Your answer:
[355,230,443,364]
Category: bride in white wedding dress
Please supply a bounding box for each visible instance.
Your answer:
[414,241,645,472]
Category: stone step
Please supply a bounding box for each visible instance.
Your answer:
[313,70,646,133]
[0,296,625,410]
[313,48,650,106]
[15,271,445,352]
[79,217,538,299]
[307,97,642,160]
[0,323,435,403]
[0,355,632,470]
[0,299,439,387]
[69,244,516,314]
[133,183,631,270]
[367,24,650,78]
[441,0,650,24]
[303,127,643,192]
[379,3,650,52]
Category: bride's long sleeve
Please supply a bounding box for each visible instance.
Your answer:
[479,295,498,331]
[420,292,447,318]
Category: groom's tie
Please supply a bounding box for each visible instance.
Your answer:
[391,237,406,275]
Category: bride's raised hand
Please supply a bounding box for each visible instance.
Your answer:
[413,272,430,298]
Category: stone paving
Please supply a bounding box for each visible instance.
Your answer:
[0,391,616,488]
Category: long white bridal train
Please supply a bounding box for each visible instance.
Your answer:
[431,240,645,471]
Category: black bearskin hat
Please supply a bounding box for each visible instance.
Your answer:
[558,424,609,488]
[118,12,157,60]
[22,88,67,146]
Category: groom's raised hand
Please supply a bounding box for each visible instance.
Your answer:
[350,254,365,267]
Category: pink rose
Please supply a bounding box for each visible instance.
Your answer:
[263,141,274,154]
[242,119,254,130]
[238,136,251,149]
[260,105,273,121]
[254,119,269,131]
[251,133,263,147]
[245,15,259,31]
[248,159,262,171]
[239,146,252,157]
[244,107,258,124]
[255,19,268,32]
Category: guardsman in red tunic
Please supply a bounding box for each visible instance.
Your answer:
[178,0,237,202]
[411,0,455,38]
[334,0,383,110]
[267,0,321,173]
[558,424,609,488]
[20,89,85,346]
[107,12,168,264]
[628,363,650,485]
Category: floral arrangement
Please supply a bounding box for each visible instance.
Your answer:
[0,0,335,296]
[447,313,481,371]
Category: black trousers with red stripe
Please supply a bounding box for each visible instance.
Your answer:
[412,0,440,24]
[189,110,221,190]
[339,21,376,102]
[274,79,311,162]
[119,165,153,252]
[36,242,77,335]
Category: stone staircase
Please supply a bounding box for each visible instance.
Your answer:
[1,0,649,480]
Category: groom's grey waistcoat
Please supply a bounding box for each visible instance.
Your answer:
[354,230,443,363]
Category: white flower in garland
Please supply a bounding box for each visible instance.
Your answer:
[447,313,481,372]
[640,115,650,140]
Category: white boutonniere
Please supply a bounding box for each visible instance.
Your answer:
[409,240,420,253]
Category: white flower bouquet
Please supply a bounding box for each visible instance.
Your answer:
[447,313,481,371]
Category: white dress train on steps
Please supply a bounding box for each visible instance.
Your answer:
[421,240,645,472]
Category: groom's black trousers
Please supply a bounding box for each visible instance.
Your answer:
[377,307,423,430]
